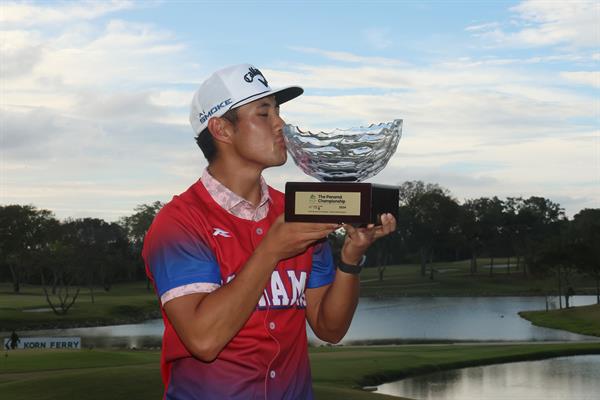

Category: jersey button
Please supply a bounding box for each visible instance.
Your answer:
[269,322,276,330]
[269,370,276,379]
[256,228,264,235]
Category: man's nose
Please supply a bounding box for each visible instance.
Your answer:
[274,114,285,131]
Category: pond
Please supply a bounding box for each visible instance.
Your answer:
[9,296,598,349]
[375,354,600,400]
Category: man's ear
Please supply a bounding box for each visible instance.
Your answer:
[207,117,234,144]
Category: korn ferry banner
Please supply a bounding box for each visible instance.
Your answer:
[4,337,81,350]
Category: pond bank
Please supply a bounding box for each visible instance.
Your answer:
[310,342,600,399]
[2,343,600,400]
[519,303,600,337]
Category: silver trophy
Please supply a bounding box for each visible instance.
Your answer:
[283,119,402,224]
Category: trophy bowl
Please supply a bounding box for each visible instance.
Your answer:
[283,119,402,182]
[283,119,402,224]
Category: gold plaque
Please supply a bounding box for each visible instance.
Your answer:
[294,191,361,216]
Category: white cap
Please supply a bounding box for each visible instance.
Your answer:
[189,64,303,135]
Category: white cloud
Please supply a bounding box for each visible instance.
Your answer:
[560,71,600,88]
[0,11,201,220]
[465,22,500,32]
[271,62,596,142]
[0,0,135,27]
[1,19,192,97]
[469,0,600,48]
[290,47,405,66]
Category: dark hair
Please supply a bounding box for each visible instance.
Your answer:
[195,108,238,163]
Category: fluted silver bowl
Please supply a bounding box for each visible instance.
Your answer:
[283,119,402,182]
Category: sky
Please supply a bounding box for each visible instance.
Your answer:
[1,0,599,221]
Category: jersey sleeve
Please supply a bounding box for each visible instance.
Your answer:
[307,240,335,289]
[143,207,221,305]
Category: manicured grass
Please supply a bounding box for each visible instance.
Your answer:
[0,282,159,331]
[360,259,596,297]
[1,343,599,400]
[520,303,600,337]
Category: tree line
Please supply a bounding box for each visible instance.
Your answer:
[362,181,599,305]
[0,201,162,314]
[1,181,598,313]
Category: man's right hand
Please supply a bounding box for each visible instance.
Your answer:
[256,214,340,263]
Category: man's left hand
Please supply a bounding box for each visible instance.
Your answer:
[340,213,397,265]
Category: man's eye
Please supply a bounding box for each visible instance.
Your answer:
[258,113,268,117]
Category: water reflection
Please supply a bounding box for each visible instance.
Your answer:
[328,296,598,343]
[7,296,598,349]
[376,355,600,400]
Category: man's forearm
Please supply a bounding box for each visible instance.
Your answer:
[313,270,360,343]
[165,250,278,361]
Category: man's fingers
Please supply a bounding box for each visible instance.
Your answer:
[374,214,397,238]
[342,223,357,236]
[297,224,339,241]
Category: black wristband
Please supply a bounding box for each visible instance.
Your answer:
[337,255,366,275]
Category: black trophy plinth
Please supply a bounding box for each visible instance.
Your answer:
[284,182,399,225]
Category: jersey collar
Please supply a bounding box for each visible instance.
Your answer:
[201,168,271,221]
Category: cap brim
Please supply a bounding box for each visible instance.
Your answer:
[272,86,304,105]
[228,86,304,112]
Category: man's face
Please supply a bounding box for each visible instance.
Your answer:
[229,95,287,168]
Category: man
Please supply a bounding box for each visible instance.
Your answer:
[143,64,396,399]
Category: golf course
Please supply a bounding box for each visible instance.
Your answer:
[1,261,599,399]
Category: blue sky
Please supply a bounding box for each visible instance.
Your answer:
[1,0,599,220]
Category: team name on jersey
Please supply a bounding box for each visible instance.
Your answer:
[225,270,307,310]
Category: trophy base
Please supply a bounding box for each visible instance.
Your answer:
[284,182,399,225]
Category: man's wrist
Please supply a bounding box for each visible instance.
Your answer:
[337,255,366,275]
[340,246,367,266]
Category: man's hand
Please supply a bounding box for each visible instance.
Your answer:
[256,215,340,263]
[340,213,397,265]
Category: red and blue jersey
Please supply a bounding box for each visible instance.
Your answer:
[143,178,335,399]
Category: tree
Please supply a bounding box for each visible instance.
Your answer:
[120,201,164,251]
[397,182,459,278]
[366,233,399,281]
[459,200,482,275]
[67,218,129,293]
[120,201,164,287]
[537,220,579,309]
[0,205,57,293]
[572,209,600,304]
[470,197,505,276]
[503,197,522,273]
[516,197,565,276]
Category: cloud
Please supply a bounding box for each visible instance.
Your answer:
[560,71,600,88]
[0,30,43,78]
[74,91,166,120]
[0,0,136,27]
[271,62,596,145]
[1,19,192,98]
[465,22,500,32]
[0,104,201,221]
[468,0,600,48]
[290,47,405,66]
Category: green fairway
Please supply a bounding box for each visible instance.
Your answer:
[520,303,600,337]
[0,282,159,331]
[359,258,597,297]
[1,343,599,400]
